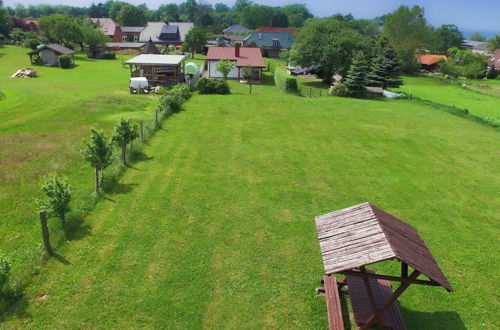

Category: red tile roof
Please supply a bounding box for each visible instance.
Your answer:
[416,54,448,65]
[207,47,265,68]
[92,18,120,36]
[256,27,296,37]
[488,50,500,69]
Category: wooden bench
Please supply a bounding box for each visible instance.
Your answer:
[321,276,345,330]
[345,271,407,330]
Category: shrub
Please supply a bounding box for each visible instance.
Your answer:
[170,83,191,101]
[487,67,498,79]
[58,55,72,68]
[273,67,298,93]
[103,51,116,60]
[328,81,349,96]
[24,38,39,50]
[196,78,230,94]
[266,59,277,73]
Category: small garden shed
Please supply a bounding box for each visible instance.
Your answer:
[124,54,187,86]
[28,44,75,66]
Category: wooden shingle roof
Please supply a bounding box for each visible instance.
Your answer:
[315,202,453,292]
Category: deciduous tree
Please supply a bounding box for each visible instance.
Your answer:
[112,118,139,166]
[290,18,369,83]
[39,14,82,47]
[216,58,235,80]
[117,4,147,26]
[468,32,486,42]
[383,5,432,73]
[36,175,71,227]
[81,129,114,193]
[488,35,500,53]
[183,26,207,58]
[431,24,463,53]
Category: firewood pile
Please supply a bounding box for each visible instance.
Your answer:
[11,68,37,78]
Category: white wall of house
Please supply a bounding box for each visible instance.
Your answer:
[208,60,239,78]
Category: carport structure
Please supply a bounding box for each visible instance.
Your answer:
[315,202,453,330]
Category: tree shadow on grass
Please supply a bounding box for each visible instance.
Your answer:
[51,252,71,265]
[64,214,91,241]
[129,150,154,163]
[103,181,138,195]
[0,293,30,324]
[401,307,466,329]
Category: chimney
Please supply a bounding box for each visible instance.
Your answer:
[235,43,240,57]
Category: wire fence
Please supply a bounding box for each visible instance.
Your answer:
[299,86,327,98]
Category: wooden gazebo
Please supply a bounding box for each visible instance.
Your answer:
[315,202,453,330]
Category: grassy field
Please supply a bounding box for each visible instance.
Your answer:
[396,76,500,125]
[0,45,155,284]
[1,51,499,328]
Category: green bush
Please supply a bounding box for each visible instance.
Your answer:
[103,51,116,60]
[24,38,39,50]
[266,59,277,73]
[196,78,230,94]
[273,67,298,93]
[170,83,191,100]
[328,82,350,96]
[58,55,72,68]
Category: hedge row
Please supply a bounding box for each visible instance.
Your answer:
[274,67,298,93]
[266,59,277,74]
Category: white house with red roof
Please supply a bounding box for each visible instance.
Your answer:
[206,44,265,82]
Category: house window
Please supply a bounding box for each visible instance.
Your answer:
[133,35,138,42]
[122,36,127,42]
[272,39,279,48]
[258,33,262,40]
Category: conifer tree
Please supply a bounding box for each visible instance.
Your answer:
[345,51,369,93]
[368,45,403,89]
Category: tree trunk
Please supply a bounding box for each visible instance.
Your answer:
[121,145,127,166]
[95,166,100,193]
[39,211,52,255]
[60,213,66,228]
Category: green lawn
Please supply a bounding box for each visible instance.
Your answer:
[1,51,499,328]
[0,45,155,283]
[396,76,500,125]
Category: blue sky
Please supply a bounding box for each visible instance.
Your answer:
[4,0,500,35]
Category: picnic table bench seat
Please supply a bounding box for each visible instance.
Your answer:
[322,276,345,330]
[345,270,407,330]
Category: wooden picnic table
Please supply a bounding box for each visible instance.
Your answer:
[314,202,453,329]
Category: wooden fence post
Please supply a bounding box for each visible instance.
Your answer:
[320,89,322,97]
[309,88,312,98]
[140,121,144,142]
[39,211,52,255]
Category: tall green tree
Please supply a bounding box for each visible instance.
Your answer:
[383,5,432,73]
[111,118,139,166]
[183,26,207,58]
[282,4,312,28]
[81,23,109,58]
[117,4,147,26]
[240,5,274,29]
[488,35,500,53]
[468,32,486,41]
[368,44,403,89]
[81,129,114,193]
[157,3,180,21]
[39,14,82,47]
[431,24,463,53]
[271,11,289,27]
[36,175,71,227]
[290,18,370,83]
[344,51,369,93]
[184,0,198,22]
[0,1,10,37]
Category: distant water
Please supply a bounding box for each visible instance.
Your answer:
[461,29,499,39]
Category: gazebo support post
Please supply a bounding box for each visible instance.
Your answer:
[360,270,421,330]
[401,261,408,278]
